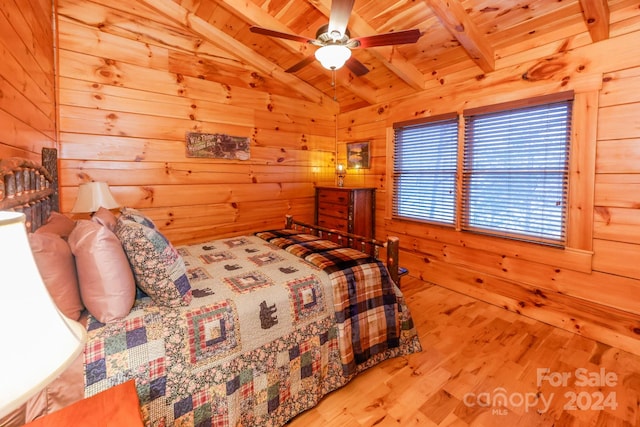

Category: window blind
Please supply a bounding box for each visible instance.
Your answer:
[393,116,459,224]
[462,100,572,244]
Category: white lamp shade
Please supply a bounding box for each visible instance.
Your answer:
[315,45,352,70]
[0,211,86,418]
[71,181,119,213]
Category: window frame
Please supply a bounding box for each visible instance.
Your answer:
[391,92,576,247]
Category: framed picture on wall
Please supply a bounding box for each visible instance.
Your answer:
[186,132,250,160]
[346,141,370,169]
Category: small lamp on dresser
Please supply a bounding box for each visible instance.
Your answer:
[71,181,119,214]
[336,163,346,187]
[0,211,86,419]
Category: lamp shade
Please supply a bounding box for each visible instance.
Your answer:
[71,181,119,213]
[315,45,352,70]
[0,211,86,418]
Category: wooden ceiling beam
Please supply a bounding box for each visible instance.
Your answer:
[423,0,495,73]
[137,0,338,112]
[214,0,377,104]
[309,0,426,91]
[579,0,610,42]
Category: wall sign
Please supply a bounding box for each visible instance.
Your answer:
[186,132,250,160]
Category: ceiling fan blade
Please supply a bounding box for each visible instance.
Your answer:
[249,26,315,44]
[345,57,369,76]
[328,0,355,38]
[285,56,316,73]
[352,29,422,48]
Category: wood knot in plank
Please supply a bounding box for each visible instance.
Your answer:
[522,58,568,81]
[533,289,547,299]
[142,186,154,202]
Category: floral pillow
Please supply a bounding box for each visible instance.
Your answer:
[119,207,157,229]
[115,218,192,307]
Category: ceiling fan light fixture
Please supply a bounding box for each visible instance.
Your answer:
[315,45,352,70]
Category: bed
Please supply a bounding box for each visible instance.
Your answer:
[0,149,421,426]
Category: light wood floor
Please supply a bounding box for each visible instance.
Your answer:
[287,276,640,426]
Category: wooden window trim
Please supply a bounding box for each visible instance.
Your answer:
[386,90,596,273]
[463,91,575,116]
[393,112,459,129]
[566,91,598,254]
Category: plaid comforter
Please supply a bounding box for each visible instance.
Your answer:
[256,229,402,375]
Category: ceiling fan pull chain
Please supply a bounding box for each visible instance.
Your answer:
[332,69,337,101]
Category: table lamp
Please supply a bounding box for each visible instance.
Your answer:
[336,163,346,187]
[71,181,119,213]
[0,211,86,418]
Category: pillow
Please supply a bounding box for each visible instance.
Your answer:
[115,218,192,307]
[119,207,157,229]
[92,207,117,232]
[0,405,25,426]
[68,220,135,323]
[36,211,76,239]
[28,232,84,321]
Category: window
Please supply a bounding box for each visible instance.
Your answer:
[463,100,572,244]
[392,114,458,224]
[392,94,573,246]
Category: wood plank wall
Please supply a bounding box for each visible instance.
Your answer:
[55,0,337,244]
[0,0,56,160]
[338,9,640,355]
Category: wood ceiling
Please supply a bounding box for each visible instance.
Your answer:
[135,0,629,112]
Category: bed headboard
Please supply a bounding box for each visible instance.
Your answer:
[0,148,58,232]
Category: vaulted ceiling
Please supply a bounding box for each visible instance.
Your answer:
[135,0,622,112]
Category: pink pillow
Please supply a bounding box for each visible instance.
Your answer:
[28,232,83,321]
[92,207,117,232]
[68,220,135,323]
[36,212,76,239]
[0,402,25,426]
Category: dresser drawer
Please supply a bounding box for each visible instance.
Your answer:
[317,214,348,232]
[317,202,349,220]
[317,188,350,205]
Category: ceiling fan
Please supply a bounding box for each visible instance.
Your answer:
[249,0,422,77]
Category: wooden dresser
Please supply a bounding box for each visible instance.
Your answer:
[315,186,375,238]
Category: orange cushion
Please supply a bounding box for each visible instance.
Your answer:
[24,381,143,427]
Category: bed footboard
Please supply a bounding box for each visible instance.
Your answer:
[284,215,401,286]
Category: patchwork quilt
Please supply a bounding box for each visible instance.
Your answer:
[84,232,421,427]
